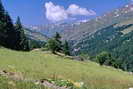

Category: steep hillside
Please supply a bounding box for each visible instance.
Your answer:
[62,3,133,42]
[73,19,133,71]
[28,3,133,45]
[0,48,133,89]
[24,28,48,42]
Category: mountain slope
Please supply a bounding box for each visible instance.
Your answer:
[73,19,133,71]
[0,48,133,89]
[28,3,133,45]
[28,23,75,37]
[24,28,48,42]
[62,3,133,42]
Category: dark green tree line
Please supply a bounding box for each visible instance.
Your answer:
[0,0,16,48]
[14,17,29,51]
[0,0,29,51]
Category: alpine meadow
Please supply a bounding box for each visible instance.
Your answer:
[1,0,133,89]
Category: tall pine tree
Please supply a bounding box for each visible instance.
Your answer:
[14,17,28,51]
[0,0,29,50]
[54,32,62,52]
[0,0,16,48]
[5,12,16,48]
[0,0,4,19]
[54,32,61,41]
[63,40,70,55]
[0,0,7,46]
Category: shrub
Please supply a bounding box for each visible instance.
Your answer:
[96,51,112,65]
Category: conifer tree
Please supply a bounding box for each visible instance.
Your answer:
[0,0,6,46]
[63,40,70,55]
[0,0,29,50]
[47,38,59,54]
[0,0,16,48]
[54,32,61,41]
[14,17,28,50]
[54,32,62,52]
[5,12,16,48]
[0,0,4,18]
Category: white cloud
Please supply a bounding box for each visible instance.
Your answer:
[45,2,68,22]
[45,2,96,22]
[67,4,96,16]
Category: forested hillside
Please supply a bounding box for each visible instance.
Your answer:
[74,21,133,71]
[0,0,47,50]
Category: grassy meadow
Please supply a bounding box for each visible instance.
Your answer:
[0,76,48,89]
[0,48,133,89]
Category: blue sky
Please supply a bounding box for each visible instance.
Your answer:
[2,0,130,25]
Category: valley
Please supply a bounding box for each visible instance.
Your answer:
[1,0,133,89]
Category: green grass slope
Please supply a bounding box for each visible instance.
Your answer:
[0,76,48,89]
[0,48,133,89]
